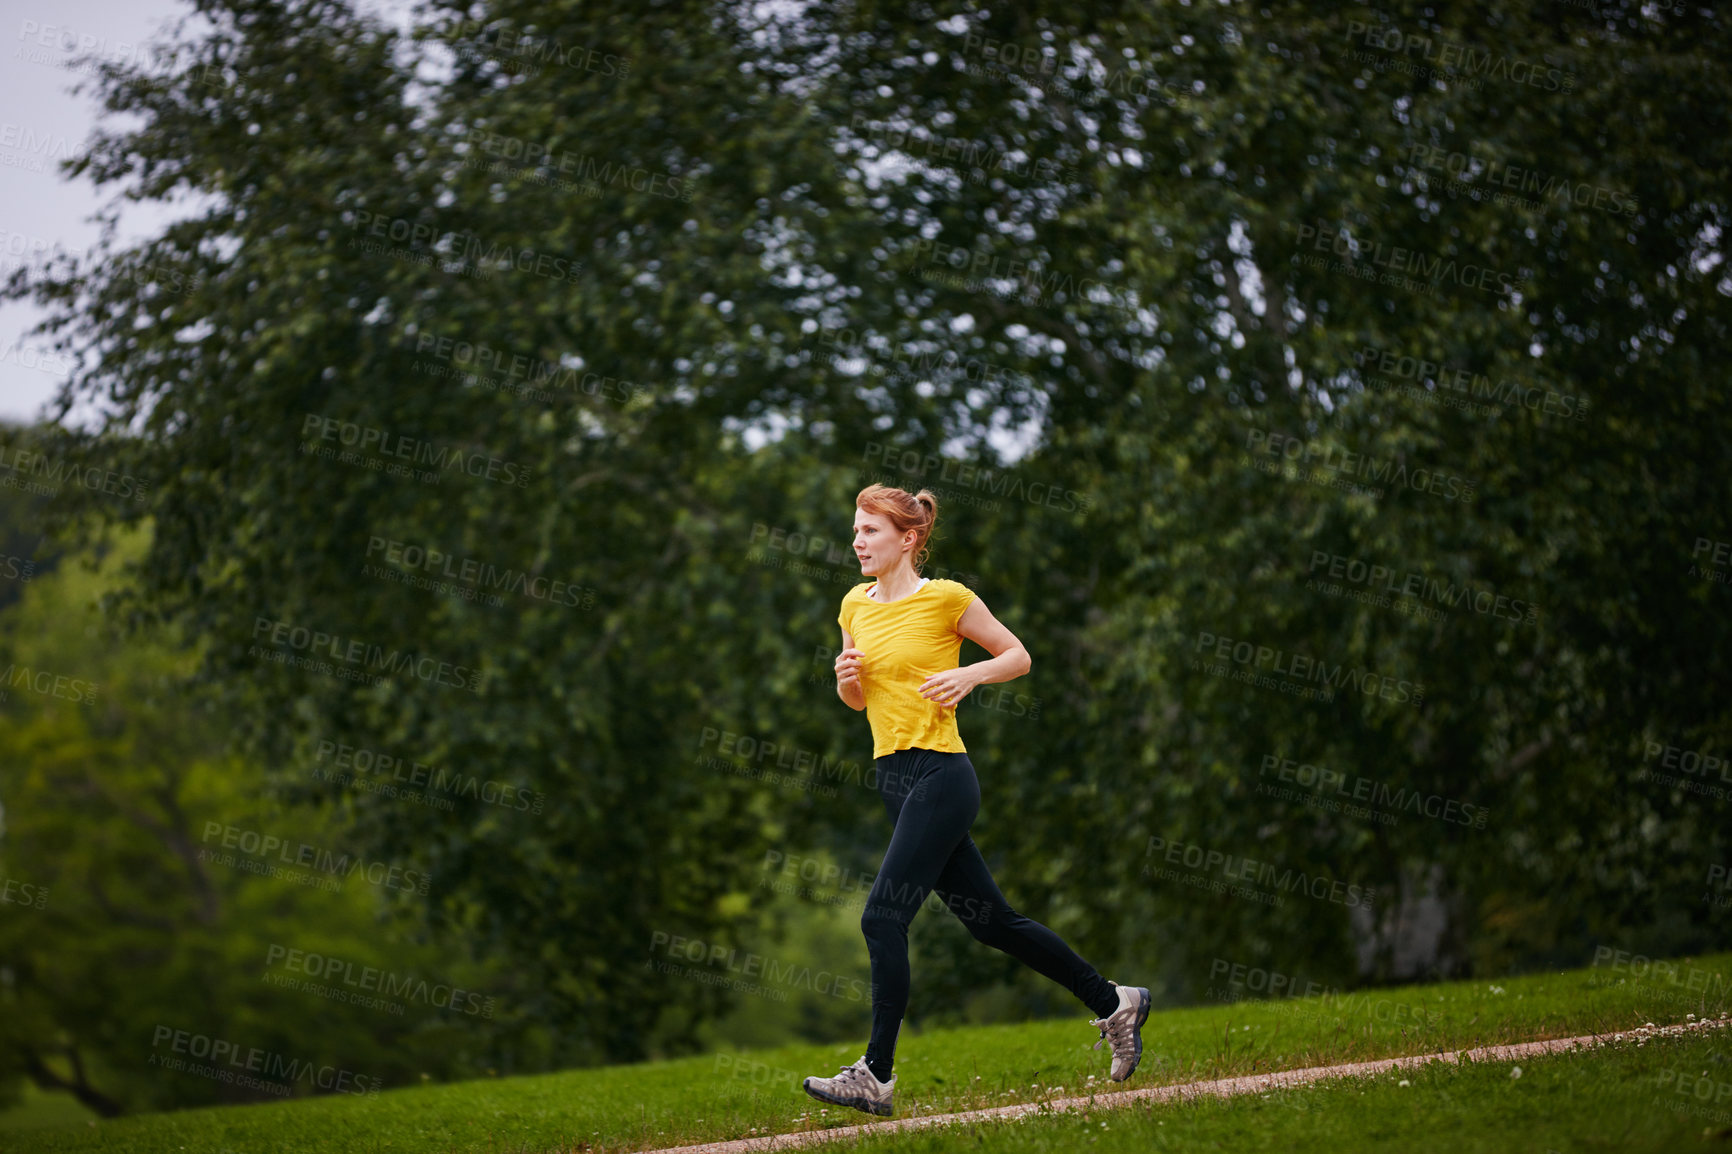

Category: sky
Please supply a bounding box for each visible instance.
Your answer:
[0,0,200,424]
[0,0,1041,457]
[0,0,411,427]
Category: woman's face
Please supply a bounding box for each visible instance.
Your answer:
[852,508,912,577]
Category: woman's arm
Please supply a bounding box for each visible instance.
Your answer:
[834,626,866,711]
[918,598,1031,707]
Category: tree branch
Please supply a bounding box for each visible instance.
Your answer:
[20,1046,125,1119]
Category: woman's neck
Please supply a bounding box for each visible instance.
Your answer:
[872,566,924,603]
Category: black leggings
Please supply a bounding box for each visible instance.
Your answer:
[861,747,1120,1077]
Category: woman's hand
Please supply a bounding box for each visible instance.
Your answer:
[918,666,982,708]
[835,647,866,692]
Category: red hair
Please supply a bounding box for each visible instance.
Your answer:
[856,483,939,573]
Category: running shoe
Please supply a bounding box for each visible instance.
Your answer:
[1091,980,1152,1081]
[802,1055,896,1117]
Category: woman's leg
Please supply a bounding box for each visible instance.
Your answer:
[860,749,979,1083]
[931,802,1121,1019]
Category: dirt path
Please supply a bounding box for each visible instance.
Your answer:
[638,1015,1729,1153]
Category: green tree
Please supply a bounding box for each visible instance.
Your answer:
[0,525,510,1112]
[5,0,1729,1073]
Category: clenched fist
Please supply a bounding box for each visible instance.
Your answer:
[834,647,866,691]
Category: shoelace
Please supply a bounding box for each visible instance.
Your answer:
[834,1062,870,1088]
[1092,1012,1134,1057]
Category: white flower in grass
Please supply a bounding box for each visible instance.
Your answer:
[1510,1066,1522,1079]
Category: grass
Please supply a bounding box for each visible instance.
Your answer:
[819,1029,1732,1153]
[0,1082,98,1134]
[8,950,1730,1154]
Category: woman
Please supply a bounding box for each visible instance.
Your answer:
[801,483,1149,1118]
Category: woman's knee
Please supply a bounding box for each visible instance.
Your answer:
[860,902,908,946]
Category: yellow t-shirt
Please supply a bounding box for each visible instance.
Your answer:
[837,577,978,759]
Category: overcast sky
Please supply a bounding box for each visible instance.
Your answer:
[0,0,193,423]
[0,0,411,426]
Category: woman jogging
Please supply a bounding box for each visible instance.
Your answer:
[801,483,1149,1118]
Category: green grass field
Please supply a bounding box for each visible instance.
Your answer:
[819,1029,1732,1153]
[6,951,1728,1154]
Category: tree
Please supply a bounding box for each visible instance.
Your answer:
[5,0,1729,1071]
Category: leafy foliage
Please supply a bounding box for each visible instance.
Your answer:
[2,0,1729,1112]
